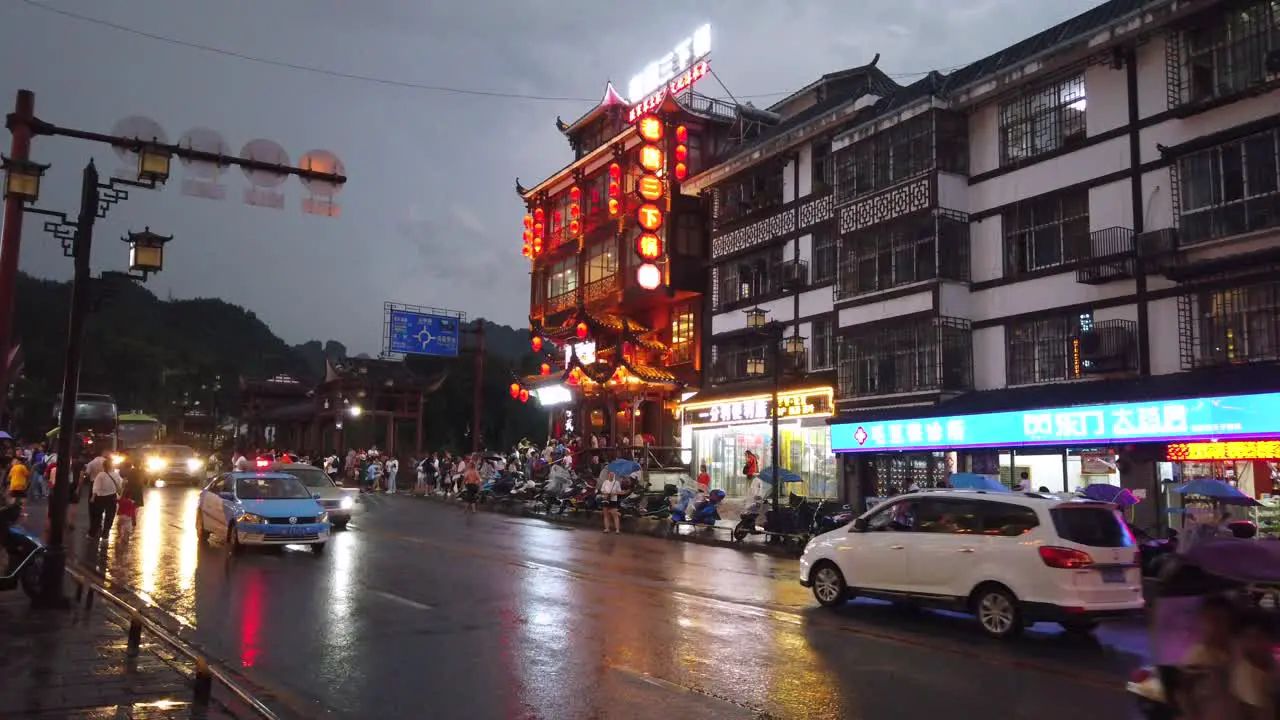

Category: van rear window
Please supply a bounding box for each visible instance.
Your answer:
[1050,506,1134,547]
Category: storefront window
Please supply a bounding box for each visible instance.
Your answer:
[692,422,837,499]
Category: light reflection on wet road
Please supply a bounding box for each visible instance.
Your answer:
[65,488,1147,719]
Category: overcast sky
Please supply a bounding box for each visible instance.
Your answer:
[0,0,1108,355]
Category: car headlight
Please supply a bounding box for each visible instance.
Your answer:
[186,458,204,472]
[145,457,168,473]
[339,495,354,510]
[110,453,126,466]
[238,513,265,524]
[317,511,329,523]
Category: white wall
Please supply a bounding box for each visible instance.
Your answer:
[795,144,813,200]
[1134,35,1168,121]
[1147,297,1181,376]
[1088,179,1134,231]
[970,136,1129,214]
[970,216,1003,283]
[968,104,1000,176]
[937,171,969,212]
[798,286,833,318]
[1140,90,1279,165]
[1084,62,1128,135]
[1093,303,1137,324]
[972,326,1005,391]
[937,281,970,319]
[782,154,799,204]
[837,289,932,327]
[710,296,794,334]
[969,272,1135,323]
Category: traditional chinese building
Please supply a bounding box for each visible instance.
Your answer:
[513,37,765,453]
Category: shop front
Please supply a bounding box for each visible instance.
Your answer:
[830,390,1280,526]
[680,386,837,500]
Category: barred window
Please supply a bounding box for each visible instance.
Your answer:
[715,247,783,309]
[999,74,1087,165]
[838,210,970,299]
[837,317,972,398]
[1003,187,1090,275]
[833,112,938,205]
[1178,128,1280,245]
[810,317,835,371]
[1006,312,1092,385]
[812,140,834,191]
[1185,0,1280,104]
[811,228,837,283]
[1190,282,1280,367]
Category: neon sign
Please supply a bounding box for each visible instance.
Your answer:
[628,62,711,124]
[831,392,1280,453]
[627,24,711,103]
[1168,441,1280,461]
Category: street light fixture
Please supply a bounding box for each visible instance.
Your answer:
[745,307,767,330]
[785,333,807,358]
[348,405,363,418]
[136,143,172,184]
[122,227,172,280]
[742,306,807,512]
[1,155,48,203]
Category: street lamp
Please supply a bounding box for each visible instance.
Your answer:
[136,143,172,184]
[122,227,172,280]
[1,155,48,202]
[743,306,806,512]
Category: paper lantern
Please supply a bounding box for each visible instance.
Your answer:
[509,383,520,399]
[519,389,530,403]
[674,163,688,181]
[534,208,545,222]
[531,336,543,353]
[523,215,533,229]
[636,263,661,290]
[575,322,589,340]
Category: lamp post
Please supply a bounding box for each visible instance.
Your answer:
[744,307,805,512]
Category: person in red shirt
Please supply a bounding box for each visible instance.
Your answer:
[696,464,711,493]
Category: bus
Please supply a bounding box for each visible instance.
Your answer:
[49,392,120,452]
[118,412,164,450]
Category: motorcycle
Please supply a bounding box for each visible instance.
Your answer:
[671,488,725,527]
[620,480,677,519]
[733,493,850,545]
[0,503,46,600]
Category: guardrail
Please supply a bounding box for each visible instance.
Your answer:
[64,563,279,719]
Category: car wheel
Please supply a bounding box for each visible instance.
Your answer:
[810,562,849,608]
[311,542,326,555]
[228,525,244,554]
[195,512,210,543]
[972,584,1023,639]
[1061,618,1099,634]
[333,519,349,531]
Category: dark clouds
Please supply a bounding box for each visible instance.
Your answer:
[0,0,1106,354]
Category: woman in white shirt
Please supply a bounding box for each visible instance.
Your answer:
[87,457,122,539]
[599,471,623,534]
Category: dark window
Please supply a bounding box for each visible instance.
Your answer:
[1002,187,1090,275]
[810,317,834,371]
[708,340,778,384]
[672,212,702,257]
[837,210,970,299]
[834,112,944,205]
[1006,311,1092,385]
[915,499,985,534]
[871,453,949,496]
[811,227,837,283]
[1049,507,1134,548]
[545,255,578,301]
[977,502,1040,537]
[1178,128,1280,244]
[865,499,918,531]
[812,140,834,191]
[837,317,972,398]
[999,74,1086,165]
[716,166,785,225]
[1184,281,1280,368]
[715,246,784,310]
[1184,1,1280,105]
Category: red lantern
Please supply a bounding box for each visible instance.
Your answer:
[569,219,582,235]
[570,186,582,202]
[519,389,530,403]
[531,336,543,353]
[608,198,619,216]
[523,214,533,229]
[675,125,688,142]
[575,322,589,340]
[609,163,621,180]
[674,163,688,181]
[522,245,531,258]
[540,363,551,376]
[509,383,520,399]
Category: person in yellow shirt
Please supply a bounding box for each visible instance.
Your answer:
[7,459,30,500]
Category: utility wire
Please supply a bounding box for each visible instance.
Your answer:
[16,0,965,103]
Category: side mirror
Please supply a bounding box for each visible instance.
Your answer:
[218,492,235,500]
[312,492,322,500]
[852,517,869,532]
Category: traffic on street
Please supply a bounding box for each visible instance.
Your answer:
[64,486,1144,719]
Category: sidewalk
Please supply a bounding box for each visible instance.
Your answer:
[412,492,801,558]
[0,587,242,718]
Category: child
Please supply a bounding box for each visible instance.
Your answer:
[116,494,138,538]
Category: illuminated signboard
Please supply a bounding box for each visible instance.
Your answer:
[831,392,1280,453]
[565,341,596,366]
[1168,441,1280,461]
[626,24,712,123]
[682,387,834,426]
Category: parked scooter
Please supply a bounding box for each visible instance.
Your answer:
[0,502,46,600]
[621,480,677,519]
[671,488,725,527]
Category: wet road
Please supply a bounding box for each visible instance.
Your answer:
[58,488,1149,719]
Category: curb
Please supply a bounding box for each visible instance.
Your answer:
[411,493,801,559]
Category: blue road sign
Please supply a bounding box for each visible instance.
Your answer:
[388,309,461,357]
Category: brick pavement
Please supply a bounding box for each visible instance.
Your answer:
[0,589,243,718]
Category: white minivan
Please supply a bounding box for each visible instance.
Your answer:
[799,489,1145,638]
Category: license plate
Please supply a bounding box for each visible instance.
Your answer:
[282,525,311,537]
[1101,567,1126,583]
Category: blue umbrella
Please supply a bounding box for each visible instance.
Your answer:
[758,466,802,484]
[0,431,10,440]
[948,473,1010,492]
[605,458,641,476]
[1081,483,1139,507]
[1174,478,1261,506]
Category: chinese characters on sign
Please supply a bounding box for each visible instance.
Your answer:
[681,389,835,426]
[626,24,712,104]
[1167,441,1280,461]
[830,392,1280,453]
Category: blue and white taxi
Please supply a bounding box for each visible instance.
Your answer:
[196,472,330,554]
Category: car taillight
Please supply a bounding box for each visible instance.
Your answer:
[1038,545,1094,568]
[1129,667,1152,684]
[255,459,270,468]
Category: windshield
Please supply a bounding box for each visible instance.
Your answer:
[119,422,162,449]
[73,401,117,433]
[236,476,312,500]
[1050,506,1135,548]
[274,466,335,489]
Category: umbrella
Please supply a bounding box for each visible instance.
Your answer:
[758,466,802,484]
[1081,483,1139,507]
[1175,478,1261,506]
[948,473,1010,492]
[0,431,10,440]
[605,458,641,476]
